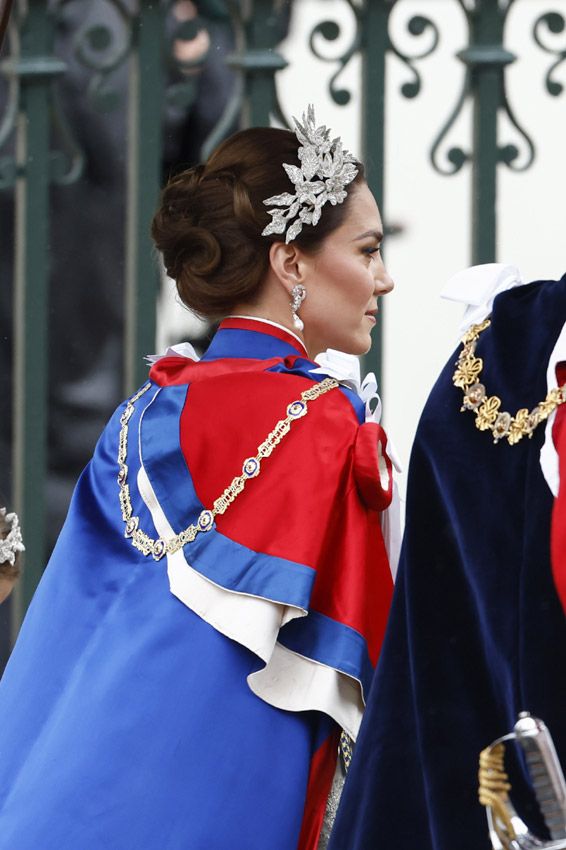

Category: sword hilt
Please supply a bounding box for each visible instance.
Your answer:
[514,713,566,841]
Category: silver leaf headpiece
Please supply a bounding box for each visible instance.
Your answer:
[261,105,359,244]
[0,507,25,567]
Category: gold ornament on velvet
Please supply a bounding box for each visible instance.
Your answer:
[453,319,566,445]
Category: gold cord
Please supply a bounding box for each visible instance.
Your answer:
[453,320,566,445]
[478,744,516,844]
[118,378,339,560]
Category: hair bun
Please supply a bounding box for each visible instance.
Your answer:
[152,165,220,282]
[151,126,364,320]
[176,226,222,278]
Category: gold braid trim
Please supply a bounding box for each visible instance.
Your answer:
[118,378,339,561]
[453,320,566,445]
[478,744,516,845]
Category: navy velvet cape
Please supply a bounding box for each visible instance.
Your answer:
[329,276,566,850]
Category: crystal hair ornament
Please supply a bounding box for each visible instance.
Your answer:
[262,105,359,244]
[0,508,25,567]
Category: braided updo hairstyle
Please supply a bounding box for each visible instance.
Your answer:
[151,127,365,320]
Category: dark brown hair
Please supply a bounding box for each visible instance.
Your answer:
[151,126,365,320]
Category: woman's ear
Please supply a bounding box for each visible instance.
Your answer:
[268,241,307,295]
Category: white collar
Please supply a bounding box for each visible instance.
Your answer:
[227,315,308,355]
[145,316,308,365]
[440,263,525,338]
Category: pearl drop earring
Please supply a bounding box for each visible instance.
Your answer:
[291,285,306,332]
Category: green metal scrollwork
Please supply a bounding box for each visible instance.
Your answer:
[534,11,566,97]
[387,0,564,262]
[308,0,362,107]
[428,2,532,177]
[4,0,60,626]
[388,11,440,99]
[59,0,134,112]
[124,0,165,393]
[359,0,396,388]
[201,0,290,160]
[0,2,81,189]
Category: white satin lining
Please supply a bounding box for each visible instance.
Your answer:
[137,463,365,740]
[540,321,566,496]
[248,644,364,741]
[381,480,402,582]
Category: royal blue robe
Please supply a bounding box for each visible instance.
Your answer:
[0,318,394,850]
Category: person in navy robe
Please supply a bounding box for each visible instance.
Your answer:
[0,111,398,849]
[328,264,566,850]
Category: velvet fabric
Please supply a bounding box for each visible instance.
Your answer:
[0,319,393,849]
[328,277,566,850]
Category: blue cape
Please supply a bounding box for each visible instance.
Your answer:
[0,319,393,850]
[0,343,316,848]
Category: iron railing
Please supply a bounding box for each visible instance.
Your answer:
[1,0,565,640]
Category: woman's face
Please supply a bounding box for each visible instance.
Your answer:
[299,183,393,358]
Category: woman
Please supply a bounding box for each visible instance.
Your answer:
[0,107,395,849]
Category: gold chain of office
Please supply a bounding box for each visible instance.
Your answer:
[453,319,566,445]
[117,378,339,560]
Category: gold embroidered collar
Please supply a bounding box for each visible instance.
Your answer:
[453,319,566,445]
